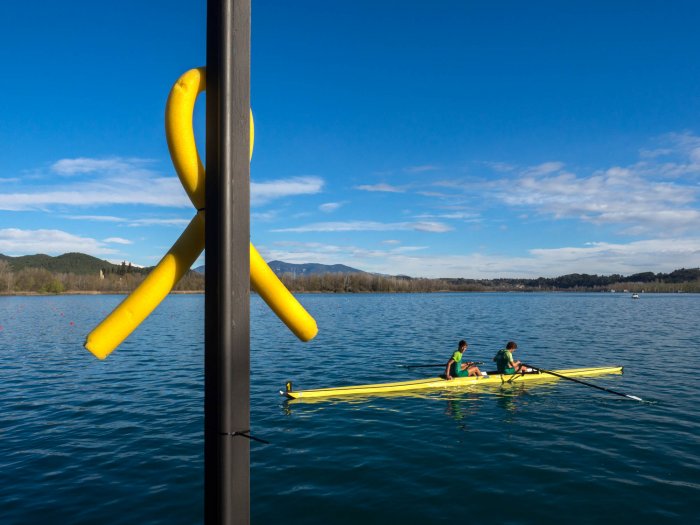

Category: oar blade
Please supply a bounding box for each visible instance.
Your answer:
[523,362,644,403]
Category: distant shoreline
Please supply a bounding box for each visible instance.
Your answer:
[0,290,205,297]
[2,254,699,293]
[0,290,696,297]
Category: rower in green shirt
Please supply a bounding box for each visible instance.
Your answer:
[445,340,483,380]
[493,341,526,374]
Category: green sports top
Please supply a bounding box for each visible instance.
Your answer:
[452,350,463,363]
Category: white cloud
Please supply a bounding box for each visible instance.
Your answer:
[64,215,191,227]
[415,211,481,222]
[251,176,324,205]
[319,202,342,213]
[51,157,144,175]
[252,210,279,222]
[0,228,118,256]
[65,215,125,222]
[495,167,698,234]
[522,161,565,177]
[272,220,452,233]
[127,218,191,227]
[2,158,322,211]
[393,245,428,253]
[103,237,133,245]
[483,161,516,173]
[354,183,406,193]
[692,147,700,164]
[0,173,189,211]
[639,148,672,159]
[416,191,452,198]
[261,237,700,279]
[404,165,439,173]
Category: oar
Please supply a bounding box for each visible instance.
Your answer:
[522,363,644,402]
[400,362,484,369]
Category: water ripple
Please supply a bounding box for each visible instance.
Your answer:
[2,293,699,523]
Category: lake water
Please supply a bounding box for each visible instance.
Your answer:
[1,293,698,524]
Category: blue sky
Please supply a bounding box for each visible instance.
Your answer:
[1,1,699,278]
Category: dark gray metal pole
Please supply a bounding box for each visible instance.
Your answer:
[205,0,251,523]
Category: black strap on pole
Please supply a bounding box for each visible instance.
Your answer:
[205,1,251,524]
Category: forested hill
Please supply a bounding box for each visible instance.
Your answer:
[0,252,147,275]
[0,252,699,294]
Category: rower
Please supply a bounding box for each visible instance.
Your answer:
[445,340,483,380]
[493,341,527,375]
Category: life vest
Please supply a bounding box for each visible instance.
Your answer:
[493,348,511,373]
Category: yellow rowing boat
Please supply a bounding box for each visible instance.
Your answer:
[282,366,623,400]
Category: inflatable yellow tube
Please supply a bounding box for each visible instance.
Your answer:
[85,212,205,360]
[250,244,317,342]
[84,67,317,360]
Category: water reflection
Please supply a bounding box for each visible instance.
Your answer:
[281,376,566,416]
[444,394,481,431]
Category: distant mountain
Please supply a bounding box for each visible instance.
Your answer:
[0,252,129,275]
[193,261,364,276]
[268,260,364,276]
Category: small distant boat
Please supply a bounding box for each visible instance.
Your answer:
[632,293,640,299]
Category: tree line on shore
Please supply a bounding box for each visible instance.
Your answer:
[1,259,698,294]
[277,268,700,293]
[0,261,204,294]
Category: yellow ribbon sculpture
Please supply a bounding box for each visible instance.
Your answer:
[85,67,318,360]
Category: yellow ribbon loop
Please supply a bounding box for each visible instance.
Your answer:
[84,67,318,360]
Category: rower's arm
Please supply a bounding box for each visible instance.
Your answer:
[445,358,455,380]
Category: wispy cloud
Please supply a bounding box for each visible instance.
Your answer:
[521,161,565,177]
[639,148,673,159]
[483,161,516,173]
[416,190,453,198]
[415,211,481,222]
[0,157,189,210]
[0,228,118,256]
[252,210,279,222]
[393,245,428,253]
[261,237,700,279]
[354,183,406,193]
[496,166,698,234]
[404,165,440,173]
[273,220,452,233]
[426,137,700,235]
[65,215,125,222]
[251,176,324,205]
[64,214,191,227]
[127,218,191,227]
[51,157,149,176]
[103,237,133,245]
[319,202,342,213]
[1,158,325,211]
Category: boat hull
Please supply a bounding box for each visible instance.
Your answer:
[283,366,624,400]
